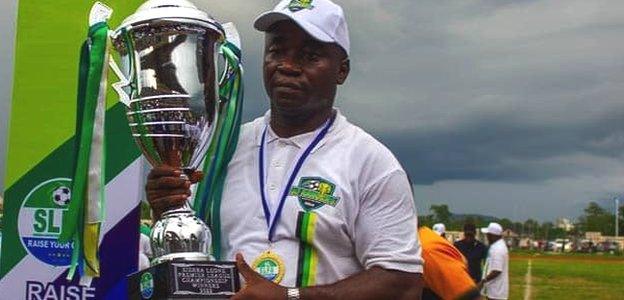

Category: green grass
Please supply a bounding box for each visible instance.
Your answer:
[509,253,624,300]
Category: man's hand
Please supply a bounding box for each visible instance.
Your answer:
[476,280,485,290]
[232,253,287,300]
[145,166,203,219]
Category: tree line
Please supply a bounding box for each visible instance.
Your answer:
[418,201,624,239]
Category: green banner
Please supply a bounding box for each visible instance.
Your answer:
[1,1,144,299]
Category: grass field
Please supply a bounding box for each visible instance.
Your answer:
[509,253,624,300]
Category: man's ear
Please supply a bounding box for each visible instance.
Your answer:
[337,58,350,85]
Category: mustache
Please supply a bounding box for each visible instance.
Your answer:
[272,80,304,90]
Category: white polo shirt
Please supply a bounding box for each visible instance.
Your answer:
[219,109,423,287]
[483,239,509,299]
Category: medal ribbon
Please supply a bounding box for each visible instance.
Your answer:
[259,114,335,242]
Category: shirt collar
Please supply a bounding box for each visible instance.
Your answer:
[255,108,347,152]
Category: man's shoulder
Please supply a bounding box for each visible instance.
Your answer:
[236,117,265,147]
[337,119,404,171]
[491,240,508,254]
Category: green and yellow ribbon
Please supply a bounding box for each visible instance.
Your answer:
[296,211,319,287]
[59,21,110,281]
[194,40,244,260]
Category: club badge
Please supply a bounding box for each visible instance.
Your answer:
[287,0,314,12]
[289,177,340,211]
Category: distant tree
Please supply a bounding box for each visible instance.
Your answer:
[524,219,540,238]
[538,222,554,240]
[430,204,451,225]
[418,214,435,229]
[513,222,524,236]
[499,218,513,231]
[618,204,624,236]
[578,201,615,235]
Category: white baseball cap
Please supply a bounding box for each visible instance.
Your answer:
[432,223,446,236]
[254,0,350,56]
[481,222,503,236]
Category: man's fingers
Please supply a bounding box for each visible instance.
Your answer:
[146,177,189,190]
[146,188,191,200]
[148,166,181,179]
[230,288,248,300]
[236,253,260,284]
[189,171,204,184]
[149,194,188,211]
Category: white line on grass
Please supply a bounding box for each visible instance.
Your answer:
[524,259,533,300]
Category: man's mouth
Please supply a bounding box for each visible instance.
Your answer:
[273,81,303,91]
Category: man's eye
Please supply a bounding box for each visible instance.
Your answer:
[305,52,320,61]
[268,46,281,53]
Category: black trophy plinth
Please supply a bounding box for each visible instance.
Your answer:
[128,260,240,300]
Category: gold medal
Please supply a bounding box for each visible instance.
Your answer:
[252,250,285,284]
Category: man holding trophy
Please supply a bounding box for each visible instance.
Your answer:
[145,0,424,299]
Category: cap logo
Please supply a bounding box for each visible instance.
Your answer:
[287,0,314,12]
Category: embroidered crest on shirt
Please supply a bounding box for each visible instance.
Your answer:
[287,0,314,12]
[290,177,340,210]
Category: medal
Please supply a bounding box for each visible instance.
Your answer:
[252,250,286,284]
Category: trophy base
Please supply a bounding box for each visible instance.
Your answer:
[128,260,240,299]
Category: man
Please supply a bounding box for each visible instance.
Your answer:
[478,223,508,300]
[454,223,488,283]
[146,0,424,299]
[432,223,446,238]
[418,227,481,300]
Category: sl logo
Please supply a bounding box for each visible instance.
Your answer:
[289,177,340,211]
[287,0,314,12]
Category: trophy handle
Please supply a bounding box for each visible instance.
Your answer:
[191,30,244,262]
[218,23,243,103]
[108,56,132,107]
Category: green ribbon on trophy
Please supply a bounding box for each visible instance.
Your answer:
[58,19,111,281]
[195,37,244,261]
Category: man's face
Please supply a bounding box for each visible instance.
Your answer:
[464,230,475,242]
[486,233,498,244]
[263,21,349,121]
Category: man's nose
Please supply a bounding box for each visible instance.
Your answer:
[276,54,302,76]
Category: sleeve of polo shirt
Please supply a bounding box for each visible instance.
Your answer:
[353,169,424,274]
[488,246,504,272]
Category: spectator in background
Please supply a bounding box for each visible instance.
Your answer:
[479,222,509,300]
[454,223,488,283]
[432,223,446,239]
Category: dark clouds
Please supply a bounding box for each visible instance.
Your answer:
[1,0,623,220]
[377,108,624,185]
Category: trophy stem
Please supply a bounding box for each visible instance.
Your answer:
[150,171,212,263]
[160,203,193,217]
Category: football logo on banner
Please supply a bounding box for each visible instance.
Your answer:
[18,178,74,267]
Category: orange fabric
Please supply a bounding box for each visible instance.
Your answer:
[419,227,477,300]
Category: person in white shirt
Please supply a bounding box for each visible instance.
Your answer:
[479,222,509,300]
[145,0,424,299]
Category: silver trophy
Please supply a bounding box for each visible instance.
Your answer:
[108,0,242,297]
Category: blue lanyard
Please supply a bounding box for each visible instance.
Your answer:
[258,115,335,243]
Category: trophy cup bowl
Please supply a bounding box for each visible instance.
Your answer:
[111,0,241,297]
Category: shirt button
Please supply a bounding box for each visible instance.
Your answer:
[269,183,277,191]
[272,161,281,168]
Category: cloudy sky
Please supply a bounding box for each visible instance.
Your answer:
[1,0,623,221]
